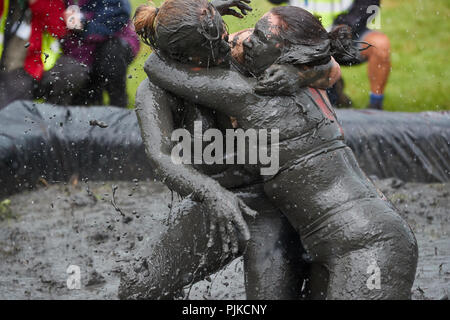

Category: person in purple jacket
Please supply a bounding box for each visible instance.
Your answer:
[37,0,140,108]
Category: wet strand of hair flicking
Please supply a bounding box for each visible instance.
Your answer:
[199,14,221,64]
[330,38,374,61]
[340,40,374,59]
[198,6,222,42]
[209,42,215,65]
[356,40,375,51]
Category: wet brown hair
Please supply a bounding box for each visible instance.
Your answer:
[134,0,229,64]
[134,0,207,46]
[270,6,360,66]
[133,3,159,45]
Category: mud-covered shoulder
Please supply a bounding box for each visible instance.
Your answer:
[143,54,260,116]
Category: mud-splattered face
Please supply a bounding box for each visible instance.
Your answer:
[243,13,284,75]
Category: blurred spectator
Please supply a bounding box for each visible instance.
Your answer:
[0,0,67,109]
[268,0,391,110]
[1,0,30,72]
[37,0,140,108]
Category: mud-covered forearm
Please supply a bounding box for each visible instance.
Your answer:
[135,78,226,201]
[211,0,253,19]
[144,54,258,116]
[136,78,254,254]
[255,57,341,95]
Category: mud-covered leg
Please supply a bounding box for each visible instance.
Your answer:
[243,200,308,300]
[309,203,418,300]
[304,263,329,300]
[118,197,243,300]
[118,185,309,300]
[326,241,417,300]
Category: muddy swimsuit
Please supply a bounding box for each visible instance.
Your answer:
[146,54,418,299]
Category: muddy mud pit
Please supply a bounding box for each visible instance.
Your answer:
[0,178,448,300]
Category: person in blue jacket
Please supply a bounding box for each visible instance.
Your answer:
[37,0,140,108]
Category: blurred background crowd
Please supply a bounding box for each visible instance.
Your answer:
[0,0,140,109]
[0,0,448,111]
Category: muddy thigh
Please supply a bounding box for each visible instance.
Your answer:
[264,147,418,299]
[118,195,226,300]
[118,184,307,300]
[236,184,307,300]
[306,198,418,299]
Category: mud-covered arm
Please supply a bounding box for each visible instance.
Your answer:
[136,78,212,199]
[144,54,259,116]
[135,78,256,253]
[211,0,252,19]
[255,57,341,95]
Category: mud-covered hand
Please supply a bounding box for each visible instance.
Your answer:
[211,0,252,19]
[255,64,303,96]
[201,187,257,258]
[255,59,339,95]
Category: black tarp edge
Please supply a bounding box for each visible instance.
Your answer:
[0,101,449,198]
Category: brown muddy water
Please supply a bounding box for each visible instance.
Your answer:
[0,178,448,300]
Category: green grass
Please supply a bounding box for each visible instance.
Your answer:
[0,199,15,221]
[127,0,450,111]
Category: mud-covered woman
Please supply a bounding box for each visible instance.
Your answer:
[135,1,419,299]
[119,0,342,300]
